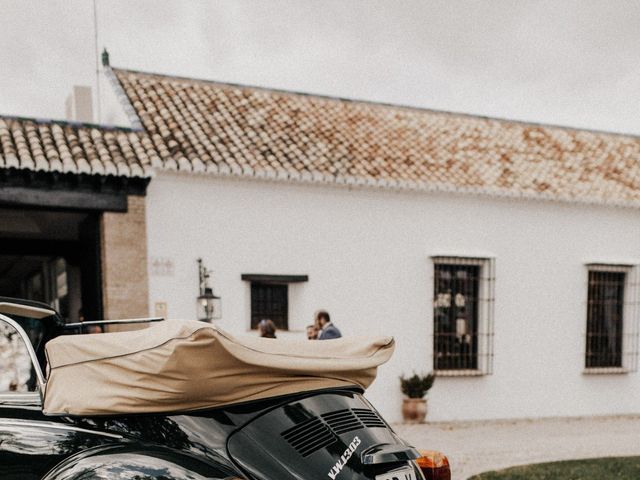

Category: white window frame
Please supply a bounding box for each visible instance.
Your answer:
[431,256,495,376]
[584,264,640,374]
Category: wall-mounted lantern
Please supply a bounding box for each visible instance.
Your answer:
[197,258,221,322]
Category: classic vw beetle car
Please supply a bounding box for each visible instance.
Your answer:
[0,297,450,480]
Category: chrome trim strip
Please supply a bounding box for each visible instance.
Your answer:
[64,317,164,328]
[0,419,124,439]
[0,302,56,319]
[0,313,46,393]
[0,392,42,406]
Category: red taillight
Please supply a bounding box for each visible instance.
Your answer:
[415,450,451,480]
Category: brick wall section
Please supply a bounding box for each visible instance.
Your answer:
[101,195,149,322]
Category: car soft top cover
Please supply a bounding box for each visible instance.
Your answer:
[42,319,395,416]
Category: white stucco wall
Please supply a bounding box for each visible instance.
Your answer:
[145,172,640,423]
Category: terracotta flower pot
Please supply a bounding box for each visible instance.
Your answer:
[402,397,427,424]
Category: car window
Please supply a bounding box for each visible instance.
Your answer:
[0,320,38,393]
[13,316,45,352]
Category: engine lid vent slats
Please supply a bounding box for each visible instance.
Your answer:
[353,408,386,427]
[322,409,363,434]
[281,418,337,457]
[281,407,387,457]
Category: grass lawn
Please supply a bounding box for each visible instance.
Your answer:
[468,457,640,480]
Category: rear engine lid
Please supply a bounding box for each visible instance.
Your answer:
[227,391,423,480]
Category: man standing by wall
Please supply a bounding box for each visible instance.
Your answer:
[315,310,342,340]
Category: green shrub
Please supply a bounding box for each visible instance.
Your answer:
[469,457,640,480]
[399,372,435,398]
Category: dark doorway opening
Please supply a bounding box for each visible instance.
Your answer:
[0,208,102,322]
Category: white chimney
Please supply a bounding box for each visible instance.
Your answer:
[65,85,93,123]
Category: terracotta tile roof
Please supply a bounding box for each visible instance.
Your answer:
[112,68,640,207]
[0,116,153,178]
[5,68,640,207]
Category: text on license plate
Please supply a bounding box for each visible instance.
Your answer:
[375,465,416,480]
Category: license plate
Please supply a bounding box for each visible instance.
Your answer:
[375,465,416,480]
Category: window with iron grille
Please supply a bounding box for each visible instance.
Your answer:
[585,264,639,373]
[432,257,495,375]
[250,282,288,330]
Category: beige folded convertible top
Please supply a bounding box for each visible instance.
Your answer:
[43,319,394,416]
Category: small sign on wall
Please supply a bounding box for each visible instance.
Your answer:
[150,257,175,277]
[155,302,168,318]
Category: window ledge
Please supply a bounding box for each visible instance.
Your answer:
[583,367,629,375]
[435,369,486,377]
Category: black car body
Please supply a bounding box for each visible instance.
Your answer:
[0,298,448,480]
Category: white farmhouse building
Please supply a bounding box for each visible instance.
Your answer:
[2,60,640,422]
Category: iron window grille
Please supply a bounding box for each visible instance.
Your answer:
[584,264,640,373]
[250,282,289,330]
[432,256,495,376]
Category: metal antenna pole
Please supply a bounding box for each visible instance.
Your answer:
[93,0,101,123]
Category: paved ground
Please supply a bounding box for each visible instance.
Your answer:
[395,415,640,479]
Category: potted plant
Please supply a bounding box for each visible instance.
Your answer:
[400,372,435,423]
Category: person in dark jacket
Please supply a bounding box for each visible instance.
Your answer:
[315,310,341,340]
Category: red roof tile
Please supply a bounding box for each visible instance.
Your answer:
[5,68,640,208]
[0,117,153,178]
[112,68,640,207]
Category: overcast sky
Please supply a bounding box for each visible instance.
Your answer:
[1,0,639,134]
